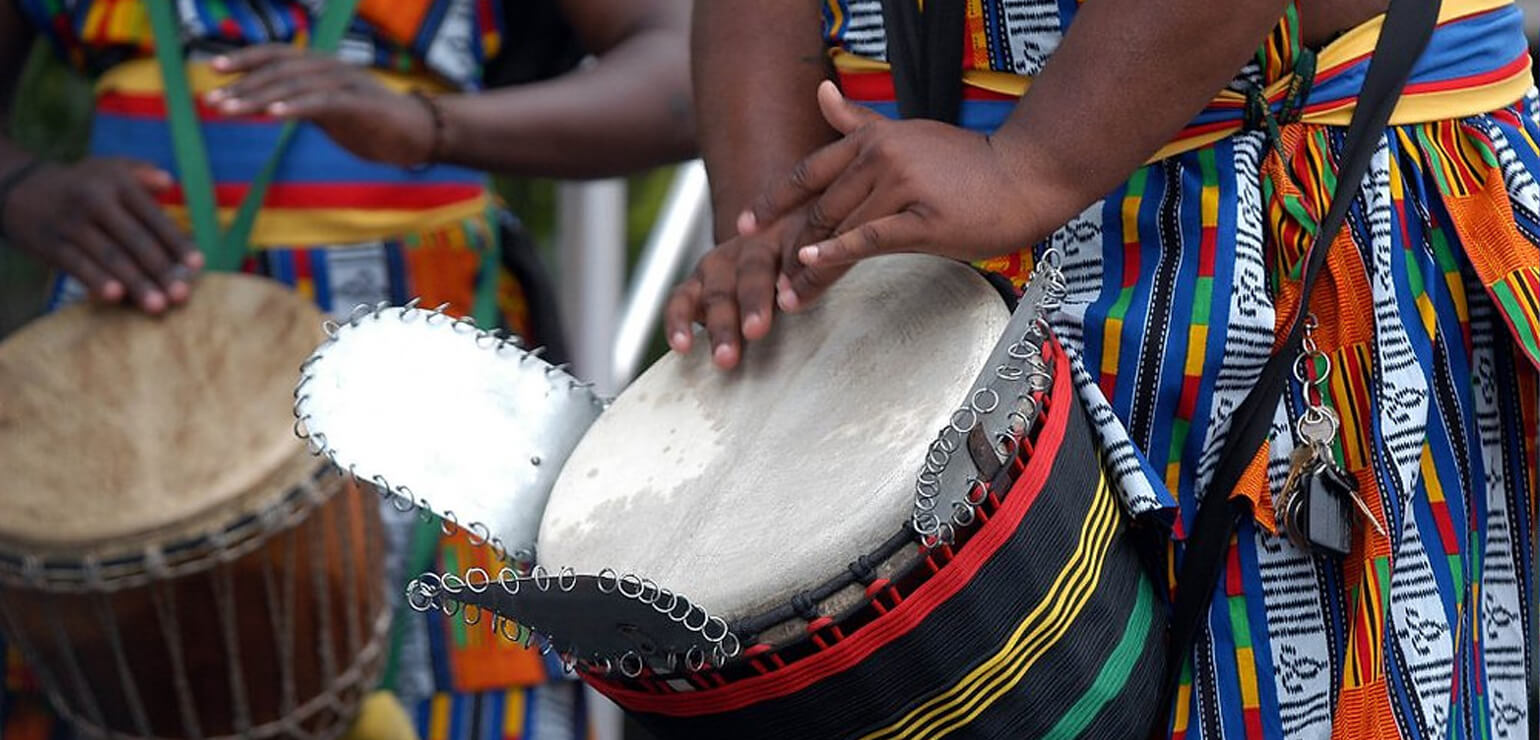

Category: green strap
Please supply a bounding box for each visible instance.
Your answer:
[146,1,504,693]
[144,5,219,262]
[380,516,445,691]
[145,0,361,271]
[472,212,502,328]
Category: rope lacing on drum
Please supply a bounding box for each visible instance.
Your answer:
[848,555,878,585]
[0,474,322,593]
[790,592,820,622]
[1,467,390,740]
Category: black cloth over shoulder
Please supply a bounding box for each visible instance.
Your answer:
[482,0,587,90]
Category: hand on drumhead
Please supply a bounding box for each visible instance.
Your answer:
[665,229,778,371]
[742,81,1066,275]
[208,46,438,168]
[1,157,201,314]
[662,204,845,370]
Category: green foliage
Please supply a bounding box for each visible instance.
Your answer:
[1,44,92,336]
[11,44,93,160]
[497,166,678,266]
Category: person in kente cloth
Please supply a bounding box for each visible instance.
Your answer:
[669,0,1540,736]
[0,0,692,736]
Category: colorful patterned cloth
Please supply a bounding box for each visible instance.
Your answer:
[3,1,582,738]
[18,0,504,89]
[831,0,1539,737]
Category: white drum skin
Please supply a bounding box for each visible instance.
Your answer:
[538,255,1010,620]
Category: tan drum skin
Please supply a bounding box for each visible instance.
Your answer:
[0,274,390,739]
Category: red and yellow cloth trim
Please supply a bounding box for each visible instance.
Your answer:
[831,0,1534,162]
[91,58,491,248]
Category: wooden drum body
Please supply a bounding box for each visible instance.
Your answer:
[0,275,391,739]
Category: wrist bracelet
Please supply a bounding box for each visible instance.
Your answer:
[0,158,46,242]
[408,90,446,169]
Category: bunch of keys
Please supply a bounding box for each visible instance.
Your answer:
[1275,317,1387,556]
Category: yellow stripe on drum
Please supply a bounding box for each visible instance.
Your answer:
[859,473,1121,740]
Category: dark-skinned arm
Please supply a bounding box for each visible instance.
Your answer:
[692,0,836,239]
[661,0,845,366]
[986,0,1294,242]
[213,0,695,179]
[0,3,200,314]
[433,0,695,177]
[674,0,1293,369]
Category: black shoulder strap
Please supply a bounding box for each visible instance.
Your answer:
[481,0,587,89]
[1163,0,1440,705]
[880,0,965,123]
[879,0,1444,716]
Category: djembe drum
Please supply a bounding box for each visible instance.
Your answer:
[296,255,1165,739]
[0,274,390,739]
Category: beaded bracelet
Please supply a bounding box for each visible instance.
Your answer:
[408,90,446,168]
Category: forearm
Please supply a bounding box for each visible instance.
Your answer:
[434,28,693,179]
[994,0,1289,234]
[694,0,835,239]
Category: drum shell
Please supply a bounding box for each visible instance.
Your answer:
[0,466,390,739]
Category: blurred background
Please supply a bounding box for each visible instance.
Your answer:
[0,9,1537,740]
[0,41,697,384]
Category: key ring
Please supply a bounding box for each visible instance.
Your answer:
[1296,405,1339,448]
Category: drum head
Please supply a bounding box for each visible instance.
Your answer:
[0,274,324,551]
[538,255,1010,620]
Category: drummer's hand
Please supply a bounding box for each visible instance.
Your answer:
[664,222,784,371]
[1,158,201,314]
[743,82,1068,288]
[207,46,435,167]
[663,206,851,371]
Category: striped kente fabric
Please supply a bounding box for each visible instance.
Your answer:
[827,0,1540,737]
[3,2,580,739]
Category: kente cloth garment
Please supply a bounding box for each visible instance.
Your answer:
[18,0,503,88]
[14,0,500,250]
[3,2,579,738]
[830,0,1538,738]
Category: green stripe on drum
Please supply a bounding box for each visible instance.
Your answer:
[1042,573,1157,739]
